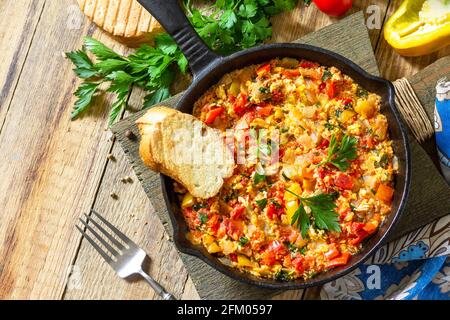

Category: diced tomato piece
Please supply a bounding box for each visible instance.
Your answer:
[300,61,317,69]
[328,81,336,98]
[256,63,271,77]
[282,69,300,77]
[267,202,284,220]
[223,219,243,241]
[291,256,305,273]
[338,97,353,106]
[256,105,273,117]
[319,139,330,149]
[376,184,394,203]
[319,82,326,92]
[204,107,224,125]
[233,93,248,115]
[325,244,341,260]
[327,252,351,268]
[318,168,333,179]
[271,90,285,104]
[283,254,292,267]
[206,214,220,235]
[334,173,354,190]
[267,240,288,260]
[260,250,276,266]
[350,222,365,233]
[363,221,378,234]
[229,253,238,262]
[230,204,245,220]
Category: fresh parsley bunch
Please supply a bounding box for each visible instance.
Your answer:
[66,35,187,125]
[185,0,298,54]
[66,0,299,125]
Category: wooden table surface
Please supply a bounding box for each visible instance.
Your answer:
[0,0,448,300]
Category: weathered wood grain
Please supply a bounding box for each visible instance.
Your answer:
[63,142,192,300]
[0,0,46,131]
[111,12,384,300]
[0,0,133,299]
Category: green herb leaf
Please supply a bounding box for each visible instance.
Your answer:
[199,213,208,224]
[287,189,341,236]
[322,69,332,82]
[66,50,98,79]
[256,198,268,209]
[71,82,101,120]
[321,134,358,171]
[84,37,124,61]
[356,86,368,98]
[253,172,266,185]
[239,237,249,246]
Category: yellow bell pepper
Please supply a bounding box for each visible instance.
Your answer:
[384,0,450,56]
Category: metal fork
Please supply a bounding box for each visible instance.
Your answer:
[76,209,176,300]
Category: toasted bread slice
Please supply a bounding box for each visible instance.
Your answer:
[77,0,164,47]
[136,107,235,199]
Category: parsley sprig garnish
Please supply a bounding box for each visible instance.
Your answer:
[286,189,341,238]
[185,0,298,55]
[67,2,298,125]
[320,134,358,171]
[66,35,188,125]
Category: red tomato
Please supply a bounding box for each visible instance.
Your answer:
[229,253,238,262]
[230,204,245,220]
[260,250,276,266]
[233,93,248,115]
[324,243,340,260]
[313,0,353,17]
[326,252,351,268]
[271,90,285,104]
[204,107,224,125]
[300,60,317,68]
[206,214,220,235]
[267,202,284,220]
[255,105,273,117]
[256,63,271,77]
[334,173,354,190]
[267,240,288,260]
[281,69,300,77]
[327,81,336,98]
[291,256,305,273]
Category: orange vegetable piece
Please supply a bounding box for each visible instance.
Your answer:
[376,183,394,203]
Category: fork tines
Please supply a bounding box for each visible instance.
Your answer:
[76,209,133,264]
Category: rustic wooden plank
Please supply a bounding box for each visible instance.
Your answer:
[271,0,390,52]
[0,0,46,131]
[376,0,450,81]
[63,142,192,300]
[0,1,134,299]
[111,12,381,300]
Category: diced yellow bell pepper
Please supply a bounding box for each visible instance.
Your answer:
[355,99,376,119]
[181,193,195,208]
[207,242,222,254]
[286,200,299,225]
[202,234,215,246]
[302,179,316,191]
[339,109,356,123]
[384,0,450,56]
[237,255,253,267]
[284,182,302,201]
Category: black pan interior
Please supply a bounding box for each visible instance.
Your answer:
[160,43,411,289]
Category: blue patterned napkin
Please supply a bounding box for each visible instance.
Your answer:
[320,215,449,300]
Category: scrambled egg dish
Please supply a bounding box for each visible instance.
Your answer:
[176,58,397,280]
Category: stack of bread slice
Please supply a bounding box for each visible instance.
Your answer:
[77,0,164,46]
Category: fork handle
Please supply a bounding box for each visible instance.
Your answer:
[138,269,176,300]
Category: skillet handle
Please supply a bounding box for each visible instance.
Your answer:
[137,0,221,78]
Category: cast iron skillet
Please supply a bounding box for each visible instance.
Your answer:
[137,0,411,289]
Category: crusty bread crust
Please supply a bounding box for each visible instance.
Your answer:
[136,107,235,199]
[77,0,164,47]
